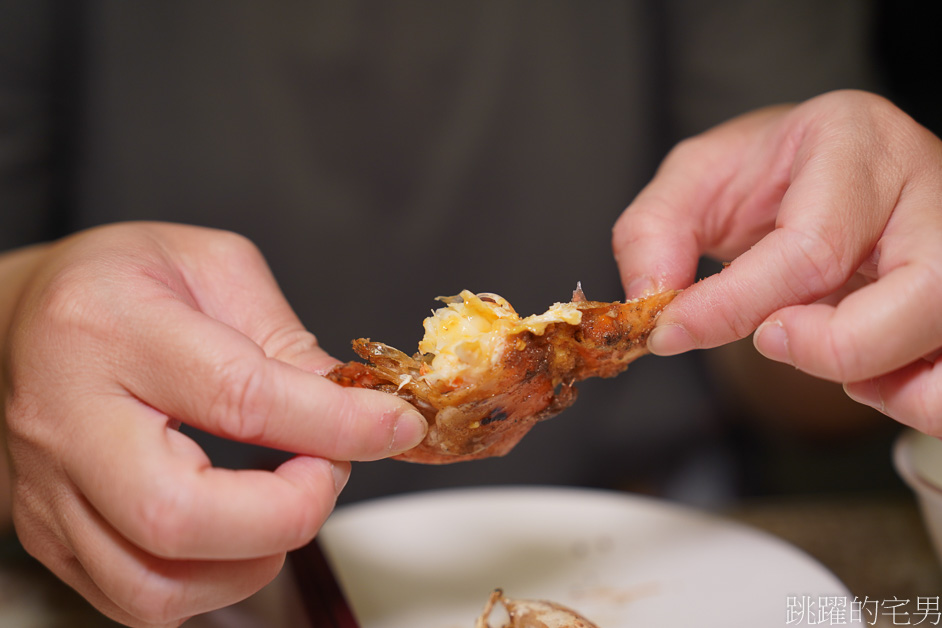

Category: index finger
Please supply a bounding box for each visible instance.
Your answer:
[613,105,790,298]
[623,93,918,353]
[67,396,347,560]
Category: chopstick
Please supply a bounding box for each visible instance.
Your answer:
[288,536,361,628]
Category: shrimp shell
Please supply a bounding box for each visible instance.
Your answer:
[326,288,676,464]
[475,589,599,628]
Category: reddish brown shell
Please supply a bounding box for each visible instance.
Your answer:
[326,289,676,464]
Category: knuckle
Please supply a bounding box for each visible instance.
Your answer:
[263,327,320,362]
[917,265,942,333]
[206,357,274,442]
[614,193,689,255]
[822,326,863,383]
[666,134,708,164]
[39,265,113,337]
[132,482,192,559]
[915,378,942,437]
[13,514,54,564]
[718,304,759,341]
[662,132,731,178]
[782,229,848,299]
[815,90,897,134]
[813,91,926,177]
[121,570,186,627]
[315,389,370,456]
[3,386,41,438]
[318,393,355,450]
[286,497,324,550]
[206,229,264,270]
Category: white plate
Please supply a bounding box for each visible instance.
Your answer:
[319,486,859,627]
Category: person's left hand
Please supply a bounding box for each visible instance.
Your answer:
[2,222,427,626]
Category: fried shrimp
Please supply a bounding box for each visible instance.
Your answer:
[326,285,676,463]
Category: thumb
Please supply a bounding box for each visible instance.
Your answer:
[151,226,428,459]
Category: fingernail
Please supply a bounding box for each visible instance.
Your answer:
[844,380,886,414]
[647,324,695,355]
[330,461,351,493]
[625,276,657,299]
[388,409,428,454]
[753,320,792,365]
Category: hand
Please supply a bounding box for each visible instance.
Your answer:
[613,90,942,434]
[2,222,427,626]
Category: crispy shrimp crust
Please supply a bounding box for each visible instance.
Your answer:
[326,286,676,463]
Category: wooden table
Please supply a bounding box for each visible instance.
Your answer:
[728,492,942,627]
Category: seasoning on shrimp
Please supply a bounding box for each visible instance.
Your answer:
[326,284,676,464]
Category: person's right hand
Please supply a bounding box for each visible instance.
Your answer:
[613,90,942,434]
[2,222,427,627]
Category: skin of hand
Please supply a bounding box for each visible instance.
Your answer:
[613,89,942,434]
[0,222,427,626]
[0,245,47,534]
